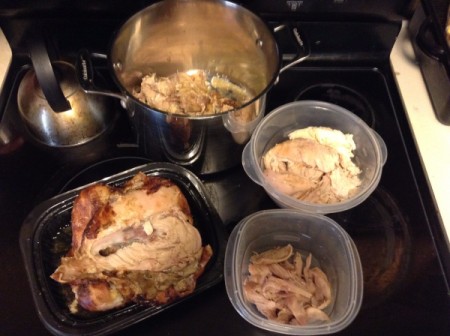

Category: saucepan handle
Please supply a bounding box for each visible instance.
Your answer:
[28,31,71,112]
[273,23,310,75]
[76,49,126,102]
[416,17,446,62]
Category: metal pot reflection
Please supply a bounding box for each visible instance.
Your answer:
[127,97,264,174]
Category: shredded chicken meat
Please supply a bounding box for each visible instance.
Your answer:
[262,126,362,204]
[51,172,212,313]
[243,244,332,325]
[133,70,254,116]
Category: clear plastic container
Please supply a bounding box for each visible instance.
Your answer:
[242,100,388,214]
[224,209,363,335]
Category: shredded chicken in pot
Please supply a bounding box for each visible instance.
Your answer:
[243,244,332,325]
[133,70,254,116]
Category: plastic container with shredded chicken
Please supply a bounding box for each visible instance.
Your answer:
[224,209,363,335]
[241,100,388,214]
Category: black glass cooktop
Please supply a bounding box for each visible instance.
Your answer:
[1,17,449,336]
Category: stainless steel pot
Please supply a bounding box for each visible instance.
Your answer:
[18,31,116,148]
[18,61,114,147]
[80,0,308,174]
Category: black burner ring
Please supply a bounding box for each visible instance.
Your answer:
[296,83,377,128]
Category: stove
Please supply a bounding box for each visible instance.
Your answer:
[1,1,450,335]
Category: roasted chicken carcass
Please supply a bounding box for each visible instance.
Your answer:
[51,172,212,313]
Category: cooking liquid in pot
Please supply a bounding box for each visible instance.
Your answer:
[133,69,257,121]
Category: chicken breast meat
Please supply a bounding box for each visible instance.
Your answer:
[51,172,212,313]
[262,126,362,204]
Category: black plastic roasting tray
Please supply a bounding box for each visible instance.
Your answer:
[19,162,227,336]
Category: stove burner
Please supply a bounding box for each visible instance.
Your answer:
[330,187,411,309]
[31,154,151,204]
[295,84,376,128]
[58,156,152,193]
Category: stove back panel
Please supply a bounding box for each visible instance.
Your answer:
[0,0,415,19]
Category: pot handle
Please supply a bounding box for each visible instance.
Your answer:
[76,49,126,102]
[273,23,310,74]
[28,31,72,112]
[415,17,446,62]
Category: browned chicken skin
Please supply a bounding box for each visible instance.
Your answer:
[51,172,212,313]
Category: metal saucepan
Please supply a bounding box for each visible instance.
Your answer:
[18,31,116,148]
[79,0,309,174]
